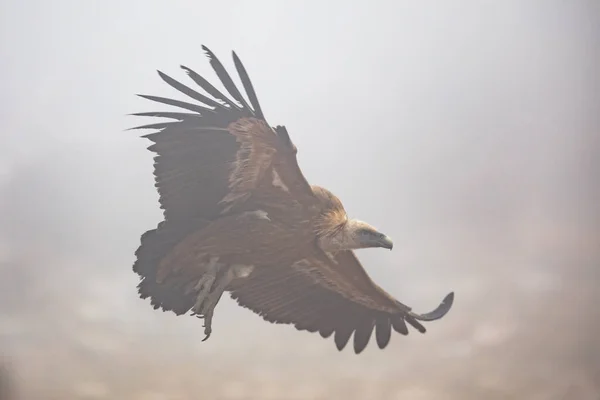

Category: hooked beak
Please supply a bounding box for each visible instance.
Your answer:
[354,224,394,250]
[376,234,394,250]
[362,231,393,250]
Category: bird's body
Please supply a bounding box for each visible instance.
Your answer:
[130,46,454,353]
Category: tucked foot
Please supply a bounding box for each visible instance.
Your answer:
[197,266,238,341]
[192,264,255,341]
[190,256,220,318]
[191,274,215,317]
[198,285,228,341]
[201,308,214,342]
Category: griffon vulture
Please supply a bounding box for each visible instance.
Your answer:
[130,45,454,354]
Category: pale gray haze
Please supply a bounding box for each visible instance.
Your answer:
[1,1,599,399]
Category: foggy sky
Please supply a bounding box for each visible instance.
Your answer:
[1,1,599,399]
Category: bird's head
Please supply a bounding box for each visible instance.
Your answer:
[311,186,394,253]
[317,218,394,252]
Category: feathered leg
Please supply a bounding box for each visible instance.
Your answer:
[197,268,234,341]
[195,264,255,341]
[191,256,220,317]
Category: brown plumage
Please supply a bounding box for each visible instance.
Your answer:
[130,45,454,354]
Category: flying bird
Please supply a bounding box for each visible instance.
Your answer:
[130,46,454,354]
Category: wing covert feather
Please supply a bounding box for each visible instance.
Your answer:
[229,251,454,353]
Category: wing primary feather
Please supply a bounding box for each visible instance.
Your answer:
[127,122,178,131]
[201,45,254,113]
[334,325,354,352]
[391,315,409,335]
[409,292,455,322]
[180,65,241,111]
[319,326,335,339]
[136,94,211,114]
[352,314,375,354]
[157,70,224,110]
[129,111,199,120]
[375,316,392,349]
[140,127,229,140]
[232,51,265,120]
[404,316,426,333]
[332,307,356,351]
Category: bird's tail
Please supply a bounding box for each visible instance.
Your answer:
[133,219,208,315]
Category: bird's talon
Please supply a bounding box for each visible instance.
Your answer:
[202,325,212,341]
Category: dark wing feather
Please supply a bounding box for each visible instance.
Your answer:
[156,70,223,110]
[180,65,240,111]
[130,111,200,120]
[353,312,375,354]
[129,45,314,222]
[375,316,392,349]
[232,51,264,119]
[229,251,454,354]
[133,218,211,314]
[202,45,254,112]
[136,94,211,114]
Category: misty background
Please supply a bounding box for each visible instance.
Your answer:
[1,1,599,399]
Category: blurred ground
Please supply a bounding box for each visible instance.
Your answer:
[1,1,599,399]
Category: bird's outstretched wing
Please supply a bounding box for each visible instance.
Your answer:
[130,45,314,222]
[229,250,454,354]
